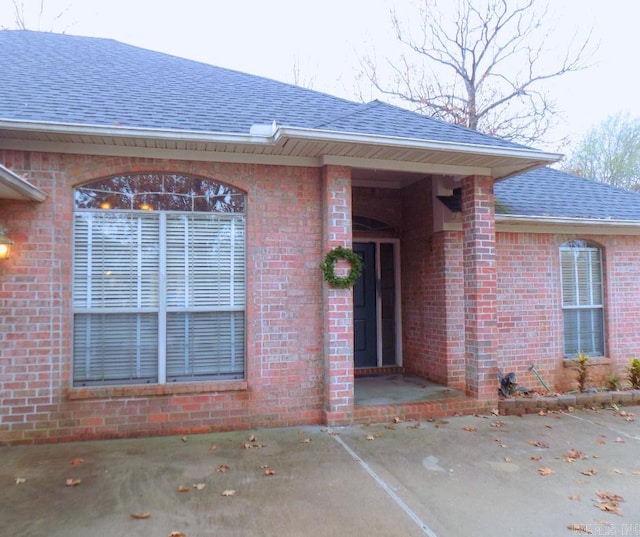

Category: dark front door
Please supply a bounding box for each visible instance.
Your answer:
[353,242,377,368]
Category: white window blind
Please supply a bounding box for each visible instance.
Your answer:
[560,242,604,358]
[73,174,246,386]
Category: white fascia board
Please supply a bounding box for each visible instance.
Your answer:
[0,119,562,165]
[496,214,640,235]
[276,126,562,163]
[0,119,273,145]
[0,163,47,201]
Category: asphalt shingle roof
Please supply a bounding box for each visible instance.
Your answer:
[2,30,640,222]
[0,30,523,150]
[495,167,640,220]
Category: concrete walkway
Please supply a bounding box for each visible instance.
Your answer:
[2,408,639,536]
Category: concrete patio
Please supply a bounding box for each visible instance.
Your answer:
[2,408,639,536]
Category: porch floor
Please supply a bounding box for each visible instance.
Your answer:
[353,373,491,423]
[354,373,462,405]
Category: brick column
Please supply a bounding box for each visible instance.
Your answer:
[461,175,498,400]
[321,165,354,425]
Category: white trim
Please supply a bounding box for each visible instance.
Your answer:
[0,118,561,163]
[322,155,491,177]
[440,214,640,235]
[0,163,48,201]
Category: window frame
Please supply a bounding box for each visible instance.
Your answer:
[559,240,605,359]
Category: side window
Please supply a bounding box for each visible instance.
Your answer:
[559,240,604,358]
[72,173,246,386]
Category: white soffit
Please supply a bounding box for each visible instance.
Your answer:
[0,119,561,180]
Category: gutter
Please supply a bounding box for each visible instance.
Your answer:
[497,214,640,228]
[0,118,561,165]
[0,163,48,202]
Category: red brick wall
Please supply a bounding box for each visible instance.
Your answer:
[321,165,354,425]
[496,231,640,392]
[461,175,498,399]
[0,150,326,444]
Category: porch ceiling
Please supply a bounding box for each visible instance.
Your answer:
[0,120,560,184]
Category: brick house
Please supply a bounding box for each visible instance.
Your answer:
[2,30,640,444]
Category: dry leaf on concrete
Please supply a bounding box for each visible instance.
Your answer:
[538,467,555,476]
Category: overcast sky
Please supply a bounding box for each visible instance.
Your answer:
[2,0,640,156]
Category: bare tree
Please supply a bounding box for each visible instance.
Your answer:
[360,0,593,145]
[563,113,640,191]
[8,0,70,31]
[292,56,316,90]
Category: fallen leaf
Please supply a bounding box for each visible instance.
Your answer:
[15,477,26,485]
[596,491,624,503]
[581,468,598,476]
[208,445,217,453]
[504,457,512,463]
[393,417,403,423]
[177,485,190,493]
[538,467,555,476]
[491,408,500,416]
[130,512,151,519]
[384,424,396,430]
[264,469,276,476]
[611,468,624,475]
[192,483,206,490]
[249,434,256,442]
[538,410,547,416]
[216,465,230,473]
[529,440,549,448]
[563,448,588,463]
[300,438,311,443]
[241,443,252,449]
[499,443,509,448]
[490,421,506,428]
[614,437,625,443]
[65,478,81,487]
[181,436,188,443]
[632,470,640,476]
[567,525,592,534]
[597,438,607,445]
[169,532,187,537]
[69,458,85,466]
[530,455,542,461]
[463,426,477,432]
[221,489,235,497]
[569,494,581,501]
[366,435,375,441]
[594,502,621,515]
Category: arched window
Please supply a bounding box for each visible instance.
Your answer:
[559,240,604,358]
[73,173,246,385]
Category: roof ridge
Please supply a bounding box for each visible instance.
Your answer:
[311,100,381,129]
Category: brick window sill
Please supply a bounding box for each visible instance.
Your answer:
[563,357,611,368]
[66,380,248,400]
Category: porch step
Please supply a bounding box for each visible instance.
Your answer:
[354,366,405,377]
[354,398,495,424]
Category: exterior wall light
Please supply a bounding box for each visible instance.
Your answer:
[0,227,13,260]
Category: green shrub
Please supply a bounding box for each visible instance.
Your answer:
[627,358,640,389]
[606,373,621,391]
[575,352,590,393]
